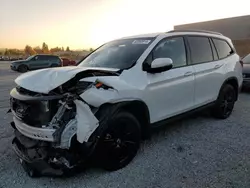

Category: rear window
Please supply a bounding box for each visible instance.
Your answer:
[188,36,213,64]
[47,56,59,61]
[212,39,234,59]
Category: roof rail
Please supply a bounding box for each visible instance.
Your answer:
[167,29,223,36]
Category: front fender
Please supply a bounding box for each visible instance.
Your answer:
[80,76,144,107]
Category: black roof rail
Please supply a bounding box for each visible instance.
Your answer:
[167,29,223,36]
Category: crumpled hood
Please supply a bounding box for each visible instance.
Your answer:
[15,66,119,94]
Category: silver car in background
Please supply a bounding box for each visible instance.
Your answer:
[242,53,250,88]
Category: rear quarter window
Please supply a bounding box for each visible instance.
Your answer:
[49,56,60,61]
[212,38,234,59]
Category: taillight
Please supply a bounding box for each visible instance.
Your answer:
[239,60,243,67]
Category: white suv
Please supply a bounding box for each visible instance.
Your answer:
[10,30,243,176]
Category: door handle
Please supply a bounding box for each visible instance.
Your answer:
[184,71,193,76]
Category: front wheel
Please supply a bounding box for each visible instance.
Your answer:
[96,111,141,171]
[18,65,28,73]
[212,84,236,119]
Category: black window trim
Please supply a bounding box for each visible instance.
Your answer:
[186,35,214,65]
[209,38,219,60]
[142,35,190,71]
[211,37,235,61]
[142,34,236,70]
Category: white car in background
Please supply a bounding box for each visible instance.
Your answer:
[10,30,243,177]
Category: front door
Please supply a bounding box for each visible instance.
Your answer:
[29,55,50,69]
[143,36,195,123]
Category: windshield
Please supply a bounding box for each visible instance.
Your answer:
[26,55,35,61]
[78,37,155,69]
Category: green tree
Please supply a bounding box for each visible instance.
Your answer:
[89,48,94,52]
[42,42,50,54]
[66,46,70,51]
[24,45,36,55]
[4,49,10,56]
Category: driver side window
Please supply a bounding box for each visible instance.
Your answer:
[145,37,187,68]
[33,56,39,61]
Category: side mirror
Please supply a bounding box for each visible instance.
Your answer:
[144,58,173,73]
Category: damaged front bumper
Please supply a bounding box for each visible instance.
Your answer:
[9,88,101,177]
[11,121,98,177]
[12,130,65,176]
[13,116,56,142]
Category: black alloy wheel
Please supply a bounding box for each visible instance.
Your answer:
[96,111,141,171]
[18,65,28,73]
[212,84,236,119]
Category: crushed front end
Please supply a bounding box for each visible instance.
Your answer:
[10,86,99,177]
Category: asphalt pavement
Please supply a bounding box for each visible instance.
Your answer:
[1,61,250,188]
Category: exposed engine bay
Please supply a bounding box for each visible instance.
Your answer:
[9,67,123,177]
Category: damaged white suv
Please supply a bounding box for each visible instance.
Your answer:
[10,30,243,177]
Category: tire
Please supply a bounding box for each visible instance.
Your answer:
[95,111,141,171]
[18,65,28,73]
[21,161,40,178]
[212,84,236,119]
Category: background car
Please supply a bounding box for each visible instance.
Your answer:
[61,57,76,66]
[242,53,250,88]
[10,54,62,72]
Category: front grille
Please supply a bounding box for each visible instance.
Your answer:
[11,98,59,127]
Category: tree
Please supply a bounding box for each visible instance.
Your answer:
[89,48,94,52]
[4,49,10,56]
[66,46,70,51]
[62,47,64,51]
[33,46,42,54]
[42,42,50,54]
[24,45,36,55]
[50,47,62,53]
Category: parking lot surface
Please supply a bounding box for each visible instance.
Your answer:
[1,61,250,188]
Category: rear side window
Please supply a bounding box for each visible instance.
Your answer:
[188,36,213,64]
[37,55,47,60]
[48,56,59,61]
[212,39,233,59]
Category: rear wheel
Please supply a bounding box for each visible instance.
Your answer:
[212,84,236,119]
[96,111,141,171]
[18,65,28,73]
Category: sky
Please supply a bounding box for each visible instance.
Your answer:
[0,0,249,50]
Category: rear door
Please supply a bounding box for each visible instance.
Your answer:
[187,36,220,107]
[50,56,61,66]
[40,55,51,68]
